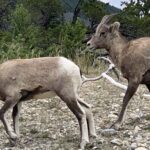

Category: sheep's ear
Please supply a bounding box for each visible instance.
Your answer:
[109,22,120,33]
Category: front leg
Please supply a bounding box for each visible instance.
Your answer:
[111,80,139,130]
[12,102,22,137]
[0,96,20,140]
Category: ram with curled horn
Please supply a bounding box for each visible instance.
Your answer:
[87,14,150,130]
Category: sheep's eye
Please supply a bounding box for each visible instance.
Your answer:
[100,32,105,36]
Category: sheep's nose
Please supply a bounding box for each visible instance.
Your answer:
[87,41,91,46]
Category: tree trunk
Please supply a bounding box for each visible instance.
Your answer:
[72,0,82,24]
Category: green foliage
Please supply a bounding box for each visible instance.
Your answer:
[0,1,88,62]
[0,4,44,61]
[8,4,43,54]
[0,0,150,65]
[0,42,36,62]
[44,19,87,58]
[59,19,87,58]
[10,4,32,36]
[21,0,63,28]
[119,0,150,38]
[81,0,107,27]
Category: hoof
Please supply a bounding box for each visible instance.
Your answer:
[15,130,20,138]
[80,139,89,150]
[8,132,18,140]
[89,134,97,143]
[16,133,20,138]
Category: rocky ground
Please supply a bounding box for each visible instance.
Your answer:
[0,74,149,150]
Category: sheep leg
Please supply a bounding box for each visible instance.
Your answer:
[111,81,139,130]
[85,107,96,139]
[67,101,89,149]
[58,92,89,150]
[77,97,96,139]
[12,102,22,137]
[77,97,91,108]
[0,97,19,140]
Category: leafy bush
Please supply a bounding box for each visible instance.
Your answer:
[0,2,87,63]
[10,4,32,36]
[58,19,87,58]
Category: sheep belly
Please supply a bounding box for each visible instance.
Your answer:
[25,91,56,100]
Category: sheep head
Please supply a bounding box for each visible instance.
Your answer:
[87,14,120,50]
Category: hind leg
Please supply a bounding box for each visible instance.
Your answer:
[68,101,89,149]
[77,97,96,139]
[85,107,96,139]
[12,102,22,137]
[57,91,89,150]
[0,95,21,140]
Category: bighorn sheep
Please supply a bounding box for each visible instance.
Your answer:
[87,14,150,130]
[0,56,103,149]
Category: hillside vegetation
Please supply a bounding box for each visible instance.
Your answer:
[0,0,149,64]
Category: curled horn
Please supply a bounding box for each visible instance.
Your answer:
[96,14,117,35]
